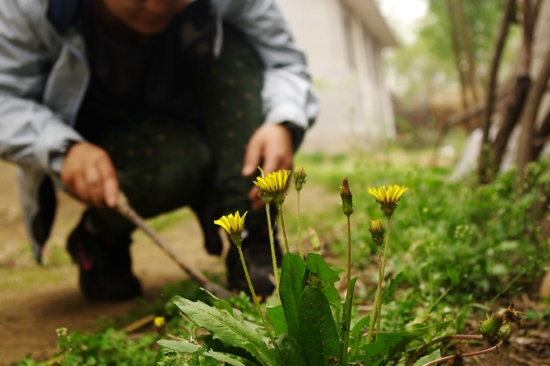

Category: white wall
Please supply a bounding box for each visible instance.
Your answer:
[276,0,396,152]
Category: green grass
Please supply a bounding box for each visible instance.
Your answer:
[296,150,550,328]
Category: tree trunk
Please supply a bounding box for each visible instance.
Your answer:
[532,108,550,159]
[478,0,516,184]
[517,47,550,174]
[491,76,531,171]
[454,0,479,102]
[445,0,469,108]
[492,0,536,175]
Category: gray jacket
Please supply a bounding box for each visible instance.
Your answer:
[0,0,318,262]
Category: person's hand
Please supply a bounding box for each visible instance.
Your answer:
[242,124,293,210]
[61,142,119,208]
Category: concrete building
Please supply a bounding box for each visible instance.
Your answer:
[277,0,398,152]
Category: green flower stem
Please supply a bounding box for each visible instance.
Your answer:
[278,204,290,253]
[366,217,391,344]
[236,245,277,349]
[341,215,353,365]
[265,203,280,297]
[376,246,383,333]
[297,190,304,258]
[376,217,392,334]
[365,247,382,344]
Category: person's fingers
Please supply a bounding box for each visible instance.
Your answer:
[73,172,91,204]
[61,142,120,207]
[97,158,119,207]
[85,166,104,207]
[242,136,262,177]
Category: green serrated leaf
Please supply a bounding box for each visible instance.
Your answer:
[413,349,441,366]
[277,334,310,366]
[172,296,280,366]
[306,253,340,283]
[382,272,405,305]
[353,332,403,365]
[280,252,307,343]
[200,288,234,315]
[201,335,259,364]
[267,305,288,335]
[350,314,370,341]
[299,286,341,366]
[157,340,246,366]
[352,321,452,365]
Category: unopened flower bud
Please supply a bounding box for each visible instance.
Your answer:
[479,313,504,340]
[294,166,307,191]
[340,177,354,216]
[498,323,512,341]
[369,220,385,246]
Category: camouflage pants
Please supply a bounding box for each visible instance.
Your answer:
[82,26,273,252]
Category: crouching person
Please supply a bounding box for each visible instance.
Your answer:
[0,0,317,301]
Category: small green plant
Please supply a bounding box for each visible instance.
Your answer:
[160,169,520,365]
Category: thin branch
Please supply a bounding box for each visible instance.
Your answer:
[423,341,504,366]
[406,334,484,366]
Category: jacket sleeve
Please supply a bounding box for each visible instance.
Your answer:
[216,0,319,136]
[0,1,83,175]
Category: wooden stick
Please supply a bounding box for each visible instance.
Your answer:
[116,192,233,300]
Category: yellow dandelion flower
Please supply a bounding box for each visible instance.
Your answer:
[367,185,408,217]
[154,316,166,328]
[153,316,166,335]
[253,169,291,205]
[214,211,248,246]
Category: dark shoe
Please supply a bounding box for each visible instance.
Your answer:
[226,225,282,299]
[67,219,142,301]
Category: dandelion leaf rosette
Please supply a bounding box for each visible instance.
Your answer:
[171,296,280,366]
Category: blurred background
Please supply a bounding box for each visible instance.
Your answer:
[287,0,550,182]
